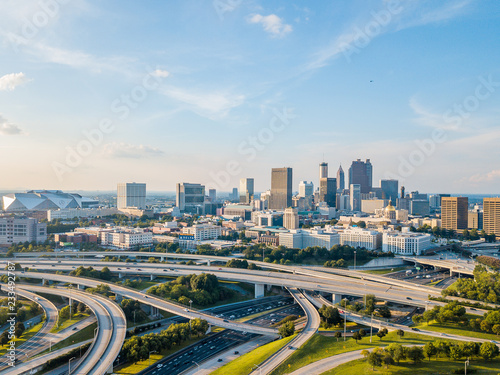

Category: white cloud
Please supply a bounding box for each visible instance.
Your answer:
[468,169,500,183]
[0,115,24,135]
[0,72,30,91]
[248,14,292,38]
[160,86,245,120]
[102,142,164,158]
[152,69,169,78]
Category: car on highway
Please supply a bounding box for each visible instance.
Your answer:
[411,328,419,331]
[234,351,239,355]
[157,364,163,368]
[210,346,216,350]
[406,297,412,300]
[218,358,223,362]
[223,319,229,322]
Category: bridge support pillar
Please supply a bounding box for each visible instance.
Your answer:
[118,272,123,279]
[255,283,265,298]
[207,260,211,267]
[206,324,212,334]
[161,256,165,262]
[150,274,155,281]
[115,294,123,303]
[77,284,84,290]
[332,294,342,304]
[106,363,114,374]
[150,306,160,318]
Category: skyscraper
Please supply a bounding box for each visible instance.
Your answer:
[117,183,146,209]
[176,183,205,212]
[350,184,361,212]
[319,177,337,207]
[208,189,216,202]
[269,167,292,210]
[319,162,328,180]
[348,159,372,194]
[483,197,500,236]
[239,178,254,204]
[380,179,398,205]
[298,181,314,197]
[336,165,345,191]
[284,207,299,229]
[441,197,468,231]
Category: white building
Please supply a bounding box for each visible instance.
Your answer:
[47,207,119,221]
[298,181,314,198]
[279,229,340,249]
[283,207,299,229]
[0,216,47,247]
[182,224,221,240]
[117,183,146,209]
[382,230,432,255]
[338,227,382,250]
[3,190,98,212]
[100,228,152,249]
[361,199,388,214]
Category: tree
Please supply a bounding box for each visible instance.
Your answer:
[352,332,362,343]
[396,329,404,339]
[318,305,342,328]
[387,343,405,364]
[334,331,342,342]
[367,351,382,370]
[0,331,9,345]
[279,321,295,338]
[359,328,367,337]
[406,346,424,364]
[376,330,386,341]
[382,352,394,369]
[450,345,463,360]
[423,342,437,361]
[480,341,500,361]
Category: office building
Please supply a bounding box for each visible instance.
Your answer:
[182,224,222,241]
[336,165,345,191]
[2,190,99,212]
[319,162,328,180]
[319,177,337,207]
[298,181,314,198]
[239,178,254,204]
[380,179,398,205]
[269,167,292,210]
[441,197,469,231]
[0,216,47,247]
[361,199,388,214]
[251,211,283,227]
[208,189,217,202]
[176,183,205,213]
[483,197,500,236]
[429,194,450,209]
[348,159,372,193]
[468,208,483,230]
[338,227,382,250]
[382,230,432,255]
[279,228,340,249]
[100,228,153,249]
[284,207,299,230]
[409,200,430,216]
[47,207,119,221]
[350,184,361,212]
[117,183,146,209]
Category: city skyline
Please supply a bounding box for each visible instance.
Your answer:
[1,1,500,193]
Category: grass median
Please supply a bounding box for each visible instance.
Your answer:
[211,335,296,375]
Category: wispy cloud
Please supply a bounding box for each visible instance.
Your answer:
[0,115,24,135]
[0,72,30,91]
[160,86,245,120]
[408,97,457,130]
[467,169,500,183]
[247,14,292,38]
[102,142,164,158]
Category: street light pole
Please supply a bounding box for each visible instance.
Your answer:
[465,357,469,375]
[370,313,373,343]
[189,300,193,310]
[253,364,262,375]
[354,250,356,270]
[344,311,347,342]
[68,357,76,375]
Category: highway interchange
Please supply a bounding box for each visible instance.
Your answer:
[1,250,498,375]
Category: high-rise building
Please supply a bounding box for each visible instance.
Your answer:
[430,194,451,209]
[176,183,205,212]
[269,167,292,210]
[348,159,372,194]
[380,179,398,205]
[231,188,239,202]
[298,181,314,198]
[239,178,254,204]
[0,216,47,247]
[483,198,500,236]
[319,178,337,207]
[468,208,483,230]
[117,183,146,209]
[283,207,299,229]
[441,197,468,231]
[350,184,361,212]
[336,165,345,191]
[208,189,217,202]
[410,200,430,216]
[319,162,328,180]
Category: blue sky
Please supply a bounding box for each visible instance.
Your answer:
[0,0,499,194]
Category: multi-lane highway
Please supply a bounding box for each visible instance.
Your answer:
[249,288,320,375]
[0,287,58,372]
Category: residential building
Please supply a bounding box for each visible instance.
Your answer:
[182,224,222,240]
[269,167,292,210]
[441,197,468,231]
[483,197,500,236]
[176,183,205,213]
[117,183,146,209]
[284,207,299,229]
[0,216,47,247]
[239,178,254,204]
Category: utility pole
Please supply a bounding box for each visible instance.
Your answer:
[370,313,373,343]
[343,311,346,341]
